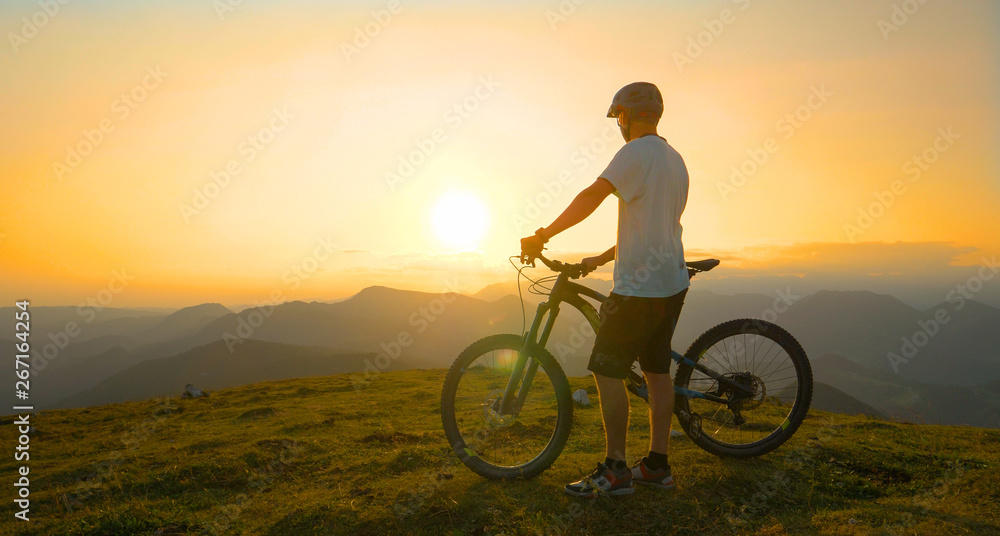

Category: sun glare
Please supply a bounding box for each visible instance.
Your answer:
[430,190,490,250]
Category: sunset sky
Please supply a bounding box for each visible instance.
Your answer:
[2,0,998,308]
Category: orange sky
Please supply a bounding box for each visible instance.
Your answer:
[1,0,998,307]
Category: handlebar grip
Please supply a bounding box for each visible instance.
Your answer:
[520,252,592,279]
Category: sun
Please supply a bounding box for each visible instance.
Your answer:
[430,190,490,250]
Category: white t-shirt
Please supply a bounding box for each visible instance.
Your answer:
[599,135,689,298]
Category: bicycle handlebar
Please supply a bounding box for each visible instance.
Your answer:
[520,252,591,279]
[520,251,717,280]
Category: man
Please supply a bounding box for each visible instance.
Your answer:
[520,81,690,497]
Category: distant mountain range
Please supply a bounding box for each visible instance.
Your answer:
[776,291,1000,385]
[809,382,885,418]
[812,354,1000,428]
[1,303,234,409]
[3,285,998,427]
[56,340,370,408]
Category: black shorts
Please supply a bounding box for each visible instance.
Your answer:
[587,288,688,380]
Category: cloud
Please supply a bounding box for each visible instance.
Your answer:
[720,241,979,277]
[686,241,999,309]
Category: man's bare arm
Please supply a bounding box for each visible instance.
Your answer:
[541,178,616,240]
[595,246,615,265]
[582,246,615,271]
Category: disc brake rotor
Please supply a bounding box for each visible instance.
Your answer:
[482,389,516,428]
[728,373,766,411]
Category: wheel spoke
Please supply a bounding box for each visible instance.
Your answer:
[760,364,794,382]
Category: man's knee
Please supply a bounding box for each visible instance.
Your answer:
[593,373,628,401]
[643,371,672,384]
[593,372,626,384]
[643,372,673,394]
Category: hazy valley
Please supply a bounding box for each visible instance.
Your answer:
[4,282,999,428]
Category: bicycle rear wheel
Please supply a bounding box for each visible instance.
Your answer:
[674,319,812,458]
[441,334,573,480]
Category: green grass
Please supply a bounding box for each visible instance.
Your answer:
[2,369,998,535]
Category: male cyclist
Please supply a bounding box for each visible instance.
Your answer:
[520,81,690,497]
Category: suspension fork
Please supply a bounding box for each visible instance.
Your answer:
[498,300,561,415]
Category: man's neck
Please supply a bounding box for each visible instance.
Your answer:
[629,126,658,141]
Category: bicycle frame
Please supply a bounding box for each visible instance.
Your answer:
[497,264,755,416]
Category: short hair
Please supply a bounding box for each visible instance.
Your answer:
[632,114,660,126]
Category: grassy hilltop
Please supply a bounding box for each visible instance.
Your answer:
[2,369,999,536]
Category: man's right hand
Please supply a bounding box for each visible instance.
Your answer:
[520,233,546,266]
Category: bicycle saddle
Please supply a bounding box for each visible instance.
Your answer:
[686,259,720,272]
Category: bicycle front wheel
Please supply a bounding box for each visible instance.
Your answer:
[441,334,572,480]
[674,319,813,458]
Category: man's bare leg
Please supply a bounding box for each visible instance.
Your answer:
[594,373,629,461]
[564,373,635,497]
[644,371,674,455]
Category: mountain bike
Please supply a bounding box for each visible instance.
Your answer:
[441,253,813,480]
